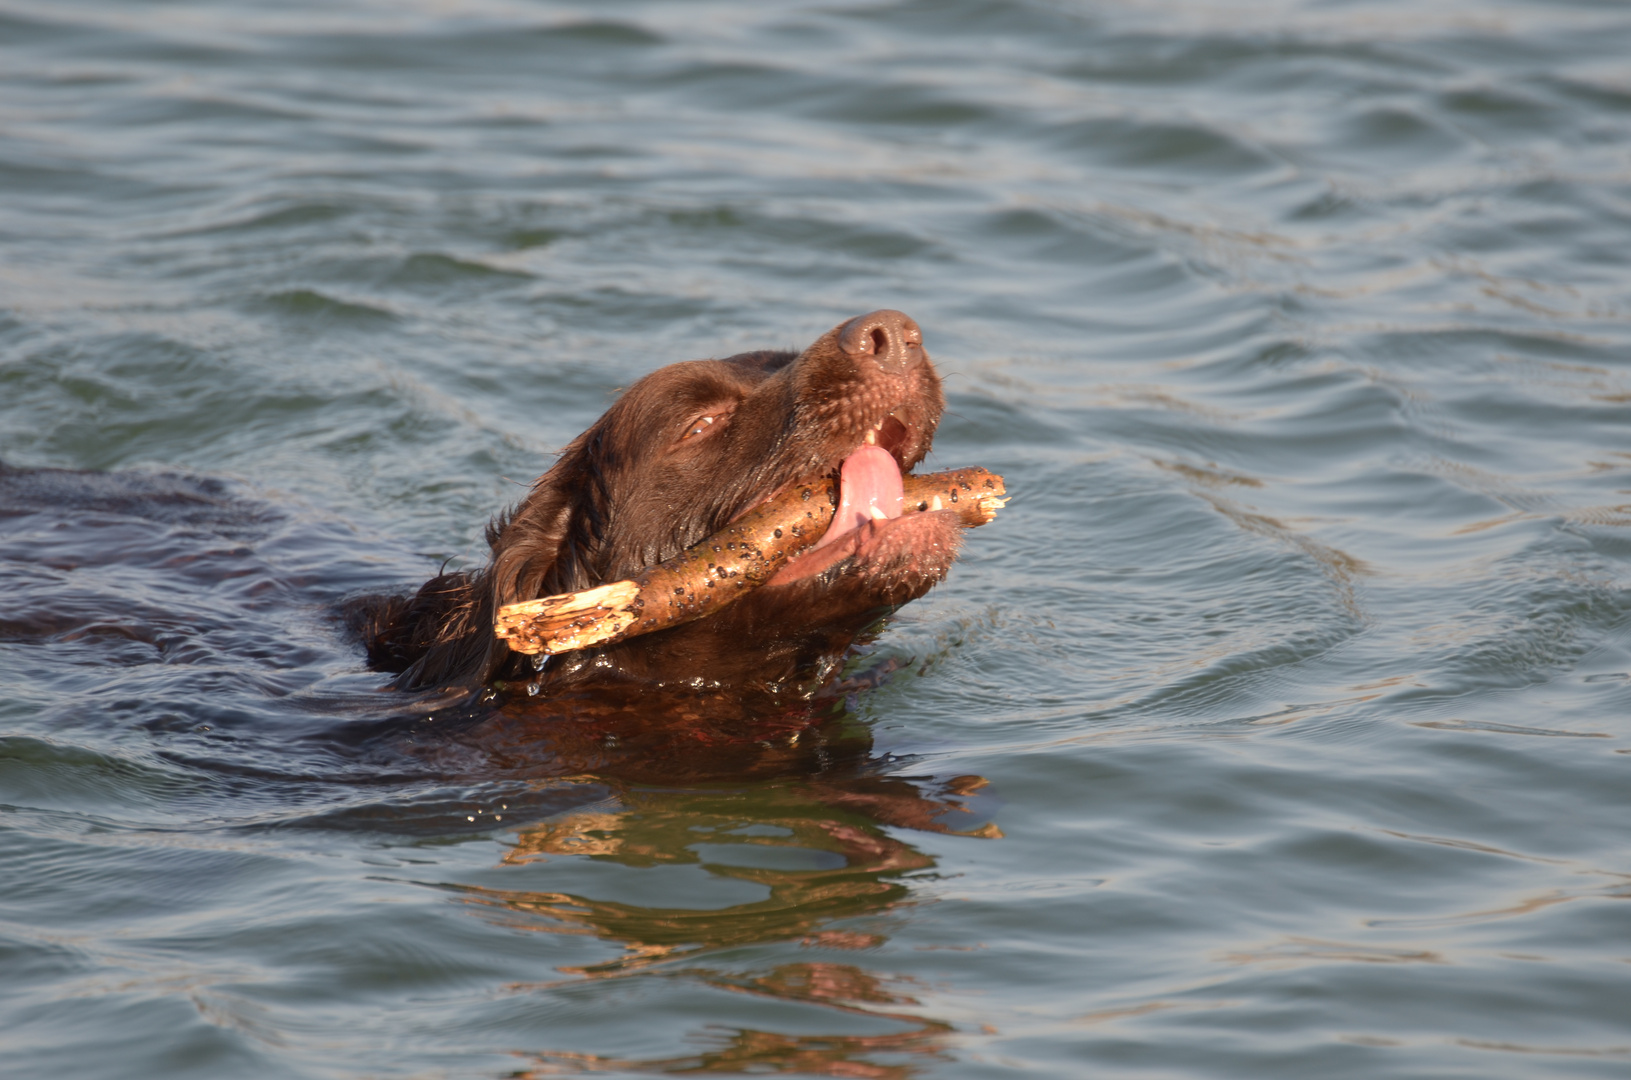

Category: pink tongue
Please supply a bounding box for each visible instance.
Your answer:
[813,444,903,550]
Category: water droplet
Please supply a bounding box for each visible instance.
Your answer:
[527,681,541,696]
[530,652,549,672]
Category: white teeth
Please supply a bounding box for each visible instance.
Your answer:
[869,505,890,521]
[930,495,944,511]
[864,428,878,445]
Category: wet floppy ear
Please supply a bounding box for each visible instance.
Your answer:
[487,431,613,606]
[488,476,576,608]
[388,464,589,690]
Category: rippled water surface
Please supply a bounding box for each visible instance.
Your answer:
[4,1,1631,1076]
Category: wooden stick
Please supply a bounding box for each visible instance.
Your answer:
[494,467,1006,656]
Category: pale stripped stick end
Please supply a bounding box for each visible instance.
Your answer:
[970,494,1009,526]
[493,579,640,655]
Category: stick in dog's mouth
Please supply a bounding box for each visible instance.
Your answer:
[494,465,1007,657]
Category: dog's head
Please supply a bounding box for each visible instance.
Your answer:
[389,310,961,691]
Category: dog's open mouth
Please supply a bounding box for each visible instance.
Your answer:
[767,438,914,586]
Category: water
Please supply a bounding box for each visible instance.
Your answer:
[3,0,1631,1075]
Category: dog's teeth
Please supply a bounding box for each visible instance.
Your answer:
[930,495,944,511]
[869,505,889,521]
[864,428,877,445]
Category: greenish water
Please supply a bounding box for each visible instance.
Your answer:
[3,1,1631,1076]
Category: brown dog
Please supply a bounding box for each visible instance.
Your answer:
[362,310,969,695]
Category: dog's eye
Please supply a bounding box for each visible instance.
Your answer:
[681,415,718,440]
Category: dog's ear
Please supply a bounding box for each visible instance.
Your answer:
[487,428,611,610]
[380,433,595,690]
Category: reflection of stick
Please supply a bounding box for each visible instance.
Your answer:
[494,467,1007,656]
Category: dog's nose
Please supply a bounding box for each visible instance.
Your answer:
[838,310,925,374]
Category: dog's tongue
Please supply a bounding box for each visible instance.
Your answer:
[813,444,904,550]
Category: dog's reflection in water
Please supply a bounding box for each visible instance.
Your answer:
[451,752,997,1078]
